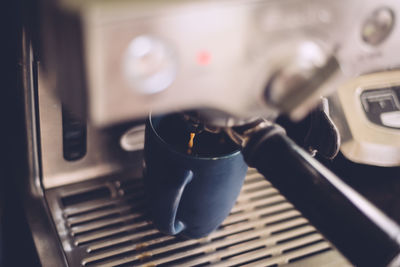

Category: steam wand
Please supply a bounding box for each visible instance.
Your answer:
[225,119,400,267]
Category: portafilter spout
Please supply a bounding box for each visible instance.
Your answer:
[180,110,275,136]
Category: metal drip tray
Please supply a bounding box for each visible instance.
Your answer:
[45,169,351,267]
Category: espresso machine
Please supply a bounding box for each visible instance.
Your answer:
[7,0,400,266]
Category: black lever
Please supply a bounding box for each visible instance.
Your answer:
[242,126,400,267]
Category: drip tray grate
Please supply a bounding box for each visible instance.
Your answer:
[45,169,351,267]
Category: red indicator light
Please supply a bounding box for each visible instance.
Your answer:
[197,51,212,66]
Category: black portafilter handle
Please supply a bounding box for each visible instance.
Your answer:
[239,124,400,267]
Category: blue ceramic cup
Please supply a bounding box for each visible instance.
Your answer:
[144,113,248,239]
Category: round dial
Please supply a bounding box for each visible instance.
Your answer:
[123,35,178,94]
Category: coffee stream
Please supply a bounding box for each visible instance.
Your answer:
[158,114,239,157]
[187,132,196,155]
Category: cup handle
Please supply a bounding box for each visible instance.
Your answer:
[152,169,193,235]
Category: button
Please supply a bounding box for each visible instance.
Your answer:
[361,88,400,129]
[361,90,399,114]
[362,7,395,46]
[62,107,87,161]
[64,128,84,140]
[64,149,85,161]
[120,125,145,152]
[123,35,178,94]
[381,111,400,129]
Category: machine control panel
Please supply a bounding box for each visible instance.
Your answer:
[361,87,400,129]
[331,71,400,167]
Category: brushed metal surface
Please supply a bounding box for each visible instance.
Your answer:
[41,0,400,127]
[37,68,144,188]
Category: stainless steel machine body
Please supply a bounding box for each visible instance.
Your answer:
[40,0,400,126]
[11,0,400,266]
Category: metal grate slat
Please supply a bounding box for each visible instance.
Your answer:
[179,228,322,267]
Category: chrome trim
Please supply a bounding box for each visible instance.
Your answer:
[20,29,68,266]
